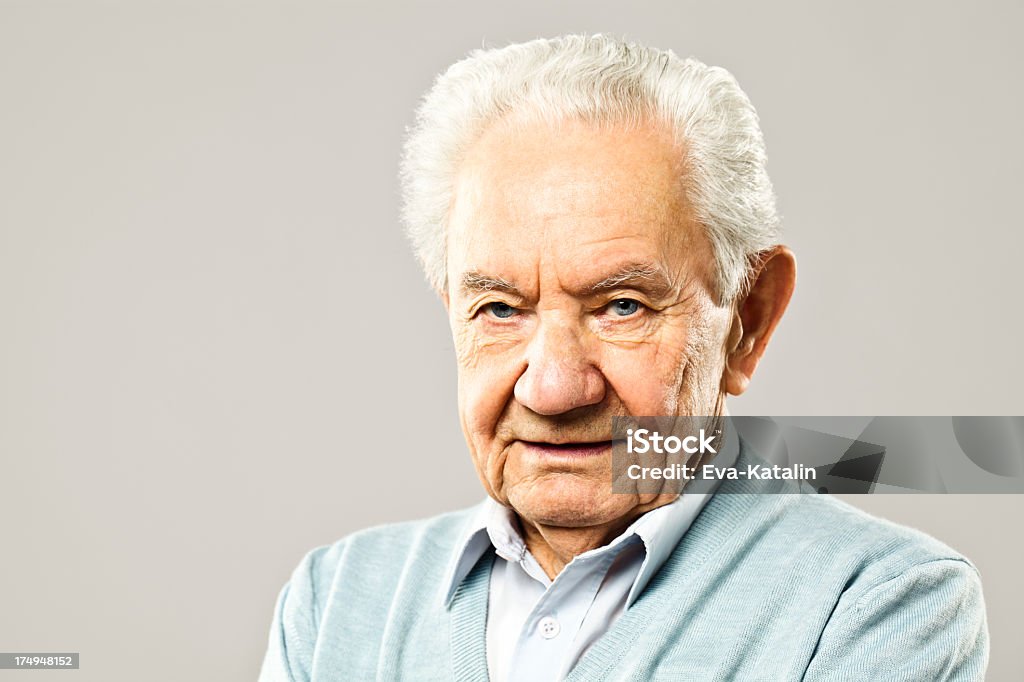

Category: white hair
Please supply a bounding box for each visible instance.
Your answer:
[400,34,780,304]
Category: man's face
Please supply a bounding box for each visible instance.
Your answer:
[445,117,734,531]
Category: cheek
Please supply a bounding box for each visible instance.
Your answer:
[455,334,523,441]
[600,338,690,415]
[600,305,732,416]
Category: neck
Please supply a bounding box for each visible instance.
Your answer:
[515,494,676,579]
[516,519,625,579]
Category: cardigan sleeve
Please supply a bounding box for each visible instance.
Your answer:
[802,558,989,681]
[258,548,327,682]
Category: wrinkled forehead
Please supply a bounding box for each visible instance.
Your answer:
[446,117,711,298]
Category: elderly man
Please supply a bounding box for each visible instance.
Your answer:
[260,35,988,681]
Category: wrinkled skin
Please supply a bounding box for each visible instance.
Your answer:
[443,117,795,577]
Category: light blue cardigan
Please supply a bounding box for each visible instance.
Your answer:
[259,451,988,681]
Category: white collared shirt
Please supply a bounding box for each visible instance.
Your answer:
[443,428,739,681]
[483,492,704,681]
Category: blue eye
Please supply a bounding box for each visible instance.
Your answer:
[609,299,641,316]
[486,302,517,319]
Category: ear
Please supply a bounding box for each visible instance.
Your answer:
[441,290,450,312]
[723,246,797,396]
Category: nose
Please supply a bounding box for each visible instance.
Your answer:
[513,316,606,415]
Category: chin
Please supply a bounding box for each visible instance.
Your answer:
[507,474,628,528]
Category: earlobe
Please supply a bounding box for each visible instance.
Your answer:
[723,365,751,397]
[722,246,797,396]
[723,334,753,396]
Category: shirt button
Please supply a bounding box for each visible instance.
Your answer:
[538,616,561,639]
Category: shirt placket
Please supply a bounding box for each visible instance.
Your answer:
[505,550,618,682]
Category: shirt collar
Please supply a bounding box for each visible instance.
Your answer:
[442,500,498,607]
[442,424,740,608]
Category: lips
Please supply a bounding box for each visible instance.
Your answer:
[520,440,613,458]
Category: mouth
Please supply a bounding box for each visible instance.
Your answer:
[519,440,614,458]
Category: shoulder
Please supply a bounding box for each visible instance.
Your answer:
[260,504,485,681]
[316,503,480,560]
[791,494,985,630]
[298,502,482,577]
[285,502,484,605]
[698,475,984,611]
[742,491,986,645]
[692,490,988,678]
[782,495,990,679]
[727,486,981,581]
[779,492,978,581]
[709,445,981,591]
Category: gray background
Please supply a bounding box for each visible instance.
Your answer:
[1,1,1021,680]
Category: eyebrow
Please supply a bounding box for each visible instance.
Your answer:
[460,272,523,297]
[582,261,679,299]
[459,262,680,300]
